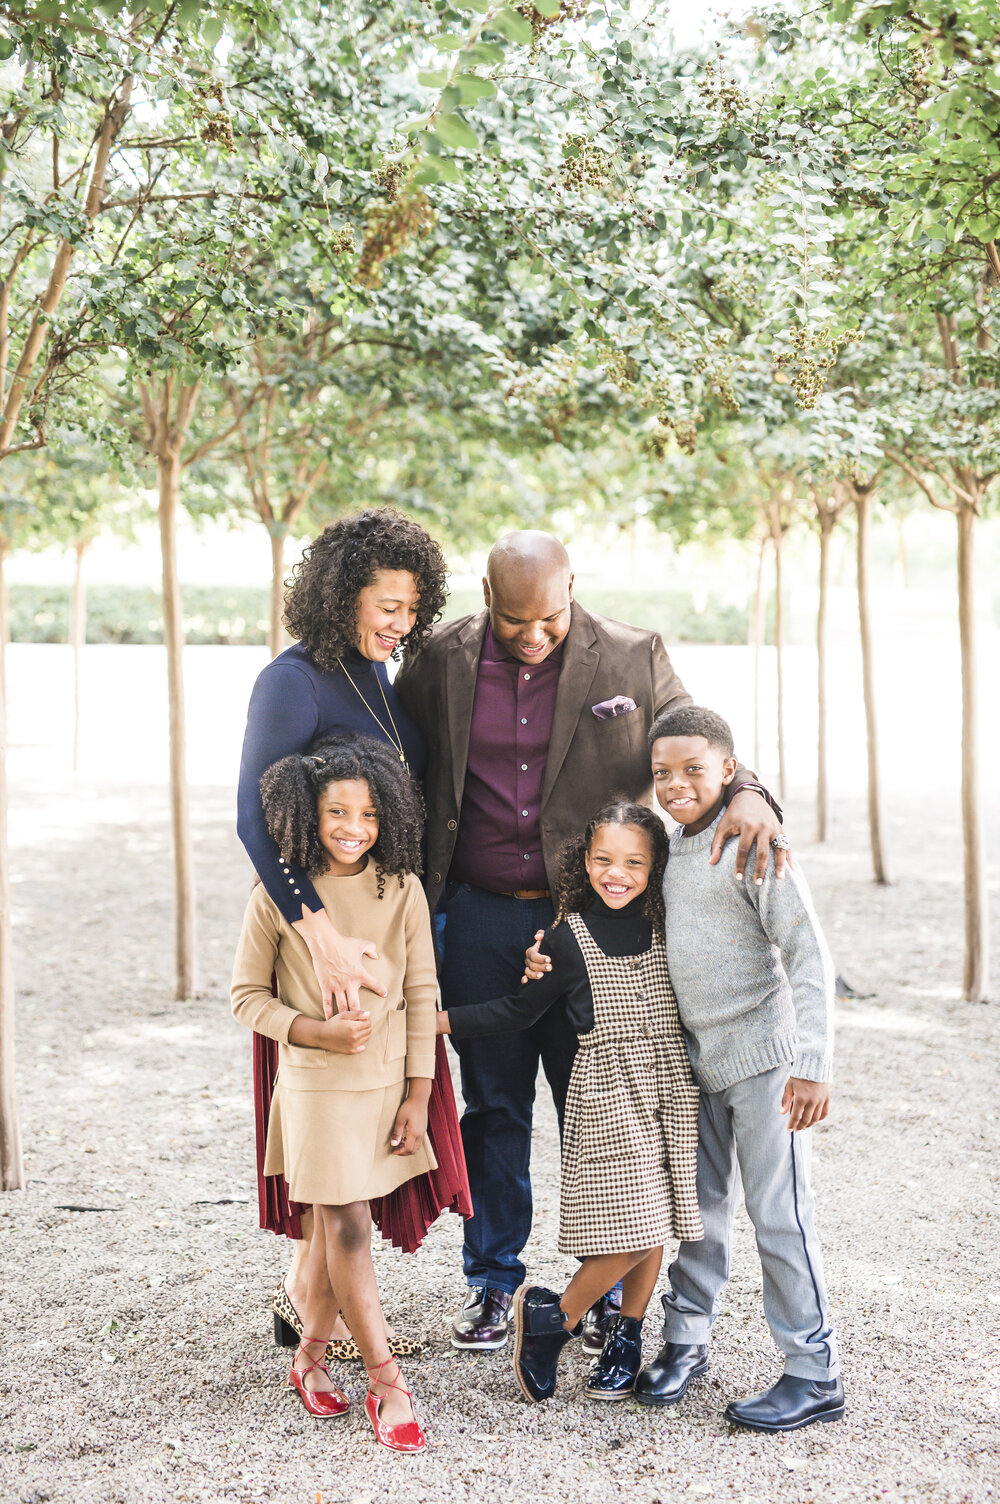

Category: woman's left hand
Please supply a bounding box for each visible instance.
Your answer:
[390,1083,431,1155]
[710,788,789,885]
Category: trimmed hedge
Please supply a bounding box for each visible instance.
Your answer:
[7,581,751,646]
[8,584,272,646]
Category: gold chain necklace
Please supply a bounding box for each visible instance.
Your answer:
[337,657,409,771]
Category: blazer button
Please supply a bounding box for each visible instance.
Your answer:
[434,872,441,884]
[447,819,457,830]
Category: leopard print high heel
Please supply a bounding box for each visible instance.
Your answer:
[271,1280,423,1362]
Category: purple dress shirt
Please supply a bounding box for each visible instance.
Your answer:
[448,624,564,892]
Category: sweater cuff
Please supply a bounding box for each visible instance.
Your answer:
[792,1052,833,1084]
[405,1052,436,1081]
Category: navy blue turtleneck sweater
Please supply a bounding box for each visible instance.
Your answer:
[236,643,427,923]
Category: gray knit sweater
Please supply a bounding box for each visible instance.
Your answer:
[663,813,835,1092]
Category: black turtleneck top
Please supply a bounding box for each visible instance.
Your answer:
[236,643,427,923]
[447,895,654,1040]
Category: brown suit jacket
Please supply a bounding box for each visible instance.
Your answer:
[396,602,699,913]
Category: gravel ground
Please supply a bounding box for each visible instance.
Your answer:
[3,747,999,1502]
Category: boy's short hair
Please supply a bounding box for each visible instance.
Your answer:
[648,704,735,757]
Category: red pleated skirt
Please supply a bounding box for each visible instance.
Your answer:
[253,996,472,1254]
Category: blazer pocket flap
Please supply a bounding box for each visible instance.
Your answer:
[384,998,407,1063]
[283,1041,330,1068]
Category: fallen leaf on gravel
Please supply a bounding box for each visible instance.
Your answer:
[782,1457,807,1471]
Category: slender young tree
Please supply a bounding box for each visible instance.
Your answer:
[750,529,770,773]
[882,323,998,1000]
[844,473,892,885]
[808,482,851,844]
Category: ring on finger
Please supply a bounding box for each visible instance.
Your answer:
[771,834,791,850]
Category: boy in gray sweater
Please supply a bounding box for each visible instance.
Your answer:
[635,705,844,1433]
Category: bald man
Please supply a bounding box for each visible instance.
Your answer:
[396,532,781,1351]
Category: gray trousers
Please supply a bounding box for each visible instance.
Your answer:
[661,1065,840,1380]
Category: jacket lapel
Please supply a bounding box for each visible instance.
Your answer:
[541,602,599,808]
[446,610,488,810]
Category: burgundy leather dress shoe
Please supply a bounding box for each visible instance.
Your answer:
[450,1286,514,1350]
[581,1291,623,1356]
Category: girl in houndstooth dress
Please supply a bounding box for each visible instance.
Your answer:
[437,800,702,1404]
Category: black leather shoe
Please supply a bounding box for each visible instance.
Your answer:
[585,1315,643,1401]
[633,1341,709,1406]
[581,1290,623,1357]
[450,1286,514,1350]
[725,1374,845,1432]
[511,1285,580,1402]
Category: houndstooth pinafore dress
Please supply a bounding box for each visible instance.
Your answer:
[558,913,703,1257]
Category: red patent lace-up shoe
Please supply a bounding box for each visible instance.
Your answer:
[287,1336,350,1418]
[364,1357,426,1453]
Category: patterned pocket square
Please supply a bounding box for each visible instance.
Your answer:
[591,696,638,720]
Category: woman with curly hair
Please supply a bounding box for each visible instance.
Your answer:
[436,800,703,1407]
[235,507,469,1357]
[232,735,435,1451]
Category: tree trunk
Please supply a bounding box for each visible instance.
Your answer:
[0,538,24,1189]
[70,539,88,774]
[269,524,288,658]
[816,519,832,843]
[772,518,787,805]
[855,487,891,885]
[157,445,198,999]
[956,504,989,1001]
[895,512,910,590]
[751,532,769,773]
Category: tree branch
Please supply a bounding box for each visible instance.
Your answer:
[0,78,133,461]
[884,448,960,514]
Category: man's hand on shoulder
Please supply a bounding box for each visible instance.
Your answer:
[710,788,789,885]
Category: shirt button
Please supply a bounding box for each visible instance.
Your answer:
[520,717,527,725]
[523,854,530,861]
[521,764,528,771]
[293,888,300,895]
[521,810,529,817]
[523,673,531,681]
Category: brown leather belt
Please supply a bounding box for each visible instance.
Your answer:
[505,888,551,901]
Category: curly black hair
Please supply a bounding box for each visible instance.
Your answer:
[649,704,734,757]
[555,799,668,928]
[283,507,448,672]
[259,733,424,896]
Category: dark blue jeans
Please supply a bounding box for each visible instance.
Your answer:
[439,883,578,1294]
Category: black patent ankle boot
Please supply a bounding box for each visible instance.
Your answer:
[511,1285,582,1402]
[584,1314,644,1401]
